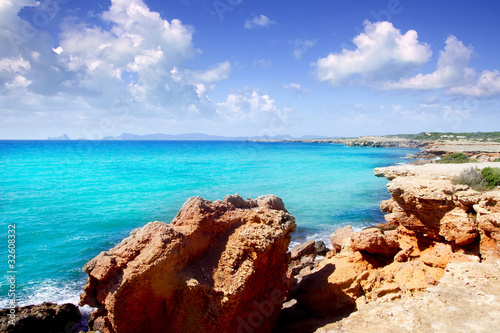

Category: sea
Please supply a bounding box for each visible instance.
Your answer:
[0,140,418,310]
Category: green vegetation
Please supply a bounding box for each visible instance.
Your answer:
[387,131,500,142]
[437,152,478,164]
[452,167,500,190]
[481,167,500,187]
[494,158,500,162]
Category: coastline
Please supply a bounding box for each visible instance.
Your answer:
[2,140,500,332]
[251,135,500,158]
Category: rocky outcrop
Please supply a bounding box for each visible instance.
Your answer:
[292,228,457,318]
[0,302,81,333]
[315,259,500,333]
[376,164,500,256]
[289,163,500,321]
[79,194,296,333]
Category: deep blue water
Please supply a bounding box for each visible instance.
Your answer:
[0,140,417,307]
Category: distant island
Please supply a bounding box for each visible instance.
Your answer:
[46,133,71,140]
[46,132,327,141]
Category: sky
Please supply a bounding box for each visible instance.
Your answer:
[1,0,500,139]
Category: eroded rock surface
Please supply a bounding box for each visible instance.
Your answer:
[376,164,500,256]
[315,260,500,333]
[79,194,296,333]
[290,163,500,322]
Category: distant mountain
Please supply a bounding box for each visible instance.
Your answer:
[45,132,329,141]
[100,133,327,141]
[47,133,71,140]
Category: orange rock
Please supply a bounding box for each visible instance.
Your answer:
[439,207,477,245]
[479,230,500,259]
[330,225,353,253]
[294,252,373,317]
[79,194,296,333]
[349,231,400,257]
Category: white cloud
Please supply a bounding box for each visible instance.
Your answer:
[57,0,196,95]
[383,36,476,90]
[187,61,231,83]
[0,0,243,138]
[283,82,309,95]
[216,89,288,122]
[314,21,431,85]
[448,69,500,97]
[0,57,31,73]
[244,15,276,30]
[5,74,32,89]
[292,39,316,60]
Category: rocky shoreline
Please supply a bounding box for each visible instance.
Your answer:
[253,135,500,161]
[3,160,500,332]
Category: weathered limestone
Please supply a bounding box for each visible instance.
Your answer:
[79,194,296,333]
[292,163,500,320]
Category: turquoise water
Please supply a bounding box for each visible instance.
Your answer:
[0,140,417,307]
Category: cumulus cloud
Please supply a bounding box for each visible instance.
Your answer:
[244,15,276,29]
[383,36,476,90]
[292,39,316,60]
[283,82,309,95]
[315,21,431,85]
[0,0,242,138]
[56,0,197,97]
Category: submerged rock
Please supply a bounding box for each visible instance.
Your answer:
[79,194,295,333]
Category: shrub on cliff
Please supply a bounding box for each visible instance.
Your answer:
[452,167,487,190]
[438,153,477,164]
[481,167,500,187]
[453,167,500,190]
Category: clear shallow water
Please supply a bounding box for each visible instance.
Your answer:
[0,140,417,308]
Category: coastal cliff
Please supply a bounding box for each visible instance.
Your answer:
[78,166,499,333]
[276,162,500,332]
[374,162,500,258]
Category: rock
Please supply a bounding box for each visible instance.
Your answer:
[349,231,400,258]
[224,193,250,208]
[330,225,353,253]
[290,240,316,261]
[254,194,288,212]
[393,246,414,262]
[315,240,328,256]
[315,260,500,333]
[79,194,296,333]
[290,240,317,275]
[294,252,374,317]
[0,302,81,333]
[376,164,500,252]
[439,207,477,245]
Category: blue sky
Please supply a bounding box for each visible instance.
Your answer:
[1,0,500,139]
